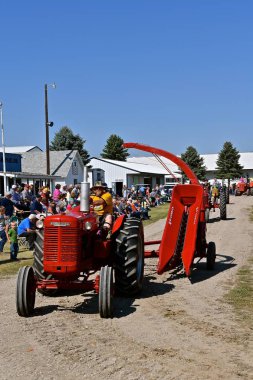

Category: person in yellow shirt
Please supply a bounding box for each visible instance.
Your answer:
[211,185,219,211]
[90,182,113,231]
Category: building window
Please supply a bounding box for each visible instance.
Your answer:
[72,161,78,175]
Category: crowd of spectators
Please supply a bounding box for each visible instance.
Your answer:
[0,183,82,259]
[0,182,171,258]
[112,184,171,220]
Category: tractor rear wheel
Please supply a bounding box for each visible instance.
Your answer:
[33,230,57,296]
[114,217,144,296]
[206,242,216,270]
[16,266,36,317]
[219,190,227,220]
[99,265,113,318]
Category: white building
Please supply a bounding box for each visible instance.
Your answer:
[90,157,181,196]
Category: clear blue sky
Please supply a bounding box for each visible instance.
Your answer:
[1,1,253,157]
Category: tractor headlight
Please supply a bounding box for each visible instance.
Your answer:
[84,221,92,231]
[36,219,44,229]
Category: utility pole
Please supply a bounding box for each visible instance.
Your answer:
[0,102,7,194]
[44,83,55,175]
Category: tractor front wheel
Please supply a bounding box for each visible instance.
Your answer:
[16,266,36,317]
[114,217,144,296]
[206,242,216,270]
[99,265,113,318]
[33,230,57,296]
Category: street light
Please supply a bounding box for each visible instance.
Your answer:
[45,83,56,175]
[0,102,7,195]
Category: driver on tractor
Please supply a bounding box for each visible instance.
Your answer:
[90,182,113,234]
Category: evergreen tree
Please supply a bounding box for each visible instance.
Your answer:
[181,146,207,181]
[101,134,129,161]
[50,126,90,165]
[216,141,243,180]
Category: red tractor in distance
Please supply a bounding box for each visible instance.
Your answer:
[235,179,253,196]
[16,143,216,319]
[203,184,227,222]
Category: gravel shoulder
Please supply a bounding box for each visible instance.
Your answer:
[0,196,252,380]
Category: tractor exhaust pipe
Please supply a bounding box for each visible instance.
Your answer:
[80,166,90,213]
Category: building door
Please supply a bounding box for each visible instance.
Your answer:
[112,182,123,197]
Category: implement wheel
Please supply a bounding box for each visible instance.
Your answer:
[219,190,227,220]
[114,217,144,296]
[205,208,210,223]
[206,242,216,270]
[99,266,113,318]
[33,230,57,296]
[16,266,36,317]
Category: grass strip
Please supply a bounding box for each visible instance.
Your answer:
[225,207,253,326]
[0,243,33,277]
[143,202,170,226]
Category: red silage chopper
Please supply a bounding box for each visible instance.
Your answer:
[16,143,216,319]
[123,143,216,276]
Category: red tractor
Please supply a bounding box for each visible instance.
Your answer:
[16,168,144,318]
[16,143,216,319]
[235,180,253,196]
[203,184,227,222]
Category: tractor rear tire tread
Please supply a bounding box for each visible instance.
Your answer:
[114,217,144,296]
[219,191,227,220]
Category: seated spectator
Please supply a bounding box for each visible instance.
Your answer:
[150,189,157,207]
[21,184,33,205]
[30,195,43,214]
[112,198,120,218]
[11,185,22,207]
[17,214,37,250]
[126,199,141,219]
[56,193,67,213]
[118,198,127,215]
[47,201,57,215]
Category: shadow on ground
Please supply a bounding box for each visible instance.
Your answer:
[189,253,236,284]
[31,274,175,319]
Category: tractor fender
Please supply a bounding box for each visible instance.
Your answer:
[112,214,126,235]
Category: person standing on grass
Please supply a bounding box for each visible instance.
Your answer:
[8,221,19,261]
[0,206,8,253]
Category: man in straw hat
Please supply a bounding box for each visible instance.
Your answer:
[90,181,113,233]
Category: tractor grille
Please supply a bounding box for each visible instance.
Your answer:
[44,226,80,262]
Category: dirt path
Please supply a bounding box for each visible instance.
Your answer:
[0,196,252,380]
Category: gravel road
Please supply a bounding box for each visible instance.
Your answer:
[0,196,252,380]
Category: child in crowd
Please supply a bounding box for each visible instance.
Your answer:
[8,221,19,260]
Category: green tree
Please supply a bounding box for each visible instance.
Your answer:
[50,126,90,165]
[101,134,129,161]
[216,141,243,182]
[181,146,207,181]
